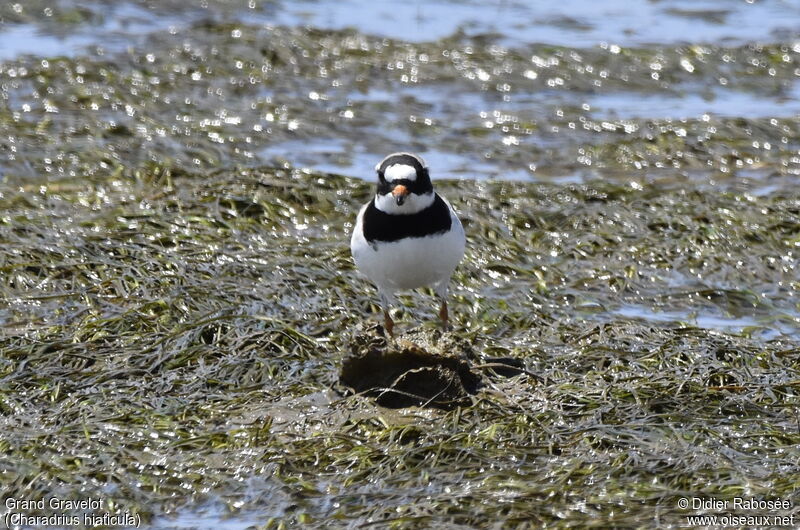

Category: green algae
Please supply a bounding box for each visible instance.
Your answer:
[2,167,799,526]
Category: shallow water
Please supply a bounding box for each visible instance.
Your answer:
[274,0,800,46]
[1,0,799,528]
[608,304,800,342]
[0,2,173,59]
[9,0,797,53]
[1,0,799,182]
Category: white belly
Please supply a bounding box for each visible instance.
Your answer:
[350,201,465,295]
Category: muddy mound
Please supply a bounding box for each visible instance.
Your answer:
[340,326,482,409]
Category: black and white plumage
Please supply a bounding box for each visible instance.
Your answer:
[351,152,466,336]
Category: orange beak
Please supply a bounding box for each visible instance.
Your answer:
[391,184,410,205]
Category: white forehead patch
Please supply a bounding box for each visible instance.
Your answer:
[384,164,417,182]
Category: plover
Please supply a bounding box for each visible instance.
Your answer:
[351,153,466,336]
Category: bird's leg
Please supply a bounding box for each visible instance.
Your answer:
[438,299,449,331]
[383,308,395,338]
[435,280,451,332]
[380,293,395,338]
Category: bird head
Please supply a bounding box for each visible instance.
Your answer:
[373,152,434,214]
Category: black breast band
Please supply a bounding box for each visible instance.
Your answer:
[363,194,452,243]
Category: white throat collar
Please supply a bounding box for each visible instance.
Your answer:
[375,191,435,214]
